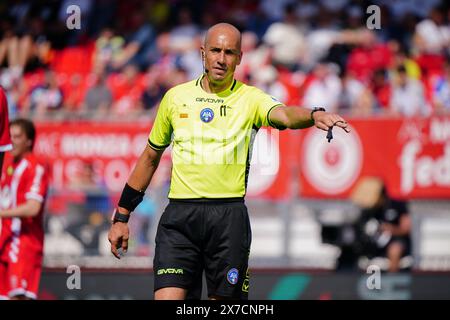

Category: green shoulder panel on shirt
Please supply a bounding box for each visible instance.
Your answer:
[148,81,196,150]
[247,86,285,129]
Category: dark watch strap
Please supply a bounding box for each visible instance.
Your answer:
[112,209,130,223]
[310,107,326,121]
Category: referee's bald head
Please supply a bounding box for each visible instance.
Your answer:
[204,23,242,52]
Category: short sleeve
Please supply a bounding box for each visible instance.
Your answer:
[25,163,48,203]
[0,89,12,151]
[252,88,284,129]
[148,90,173,150]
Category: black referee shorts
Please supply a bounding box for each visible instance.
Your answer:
[153,198,251,299]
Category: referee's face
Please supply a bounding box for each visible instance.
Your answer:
[202,27,242,85]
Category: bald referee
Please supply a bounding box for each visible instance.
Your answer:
[108,23,349,300]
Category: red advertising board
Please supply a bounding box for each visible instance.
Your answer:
[35,122,154,192]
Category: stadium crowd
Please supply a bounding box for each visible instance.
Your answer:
[0,0,450,121]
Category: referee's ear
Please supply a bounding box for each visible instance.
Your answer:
[237,51,242,65]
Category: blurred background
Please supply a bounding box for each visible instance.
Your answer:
[1,0,450,299]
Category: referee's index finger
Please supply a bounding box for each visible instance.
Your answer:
[110,240,121,259]
[335,120,350,133]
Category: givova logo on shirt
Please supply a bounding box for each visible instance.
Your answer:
[157,268,184,275]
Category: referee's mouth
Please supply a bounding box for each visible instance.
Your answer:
[212,67,227,74]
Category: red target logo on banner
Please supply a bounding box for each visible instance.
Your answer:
[302,125,363,195]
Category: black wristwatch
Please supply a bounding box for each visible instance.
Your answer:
[112,209,130,223]
[310,107,326,122]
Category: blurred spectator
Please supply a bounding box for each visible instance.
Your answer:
[263,3,305,70]
[109,64,145,118]
[167,7,202,80]
[174,34,203,80]
[303,5,344,69]
[139,76,165,119]
[0,118,50,299]
[146,32,177,81]
[143,31,189,96]
[112,11,155,71]
[63,73,85,113]
[351,177,412,273]
[302,62,342,113]
[295,0,320,25]
[164,65,189,89]
[87,0,118,37]
[251,65,288,103]
[390,65,430,117]
[92,27,125,73]
[371,68,392,112]
[413,5,450,55]
[259,0,293,22]
[22,69,63,119]
[346,30,394,85]
[169,6,199,53]
[320,0,349,13]
[240,4,273,40]
[80,71,113,119]
[0,17,51,78]
[305,27,341,70]
[146,0,171,28]
[339,69,373,116]
[235,31,271,82]
[0,0,449,122]
[391,43,422,80]
[432,59,450,114]
[0,70,22,118]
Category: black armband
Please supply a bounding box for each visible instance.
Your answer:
[118,183,145,212]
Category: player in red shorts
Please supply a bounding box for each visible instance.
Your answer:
[0,87,12,178]
[0,119,49,300]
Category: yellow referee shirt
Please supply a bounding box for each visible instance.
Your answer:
[148,75,284,199]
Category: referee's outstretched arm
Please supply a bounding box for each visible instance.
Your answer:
[269,105,350,132]
[108,145,164,259]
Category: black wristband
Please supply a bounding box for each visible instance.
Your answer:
[112,209,130,223]
[118,183,145,212]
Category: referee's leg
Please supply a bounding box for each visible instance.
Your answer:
[153,202,203,300]
[154,287,187,300]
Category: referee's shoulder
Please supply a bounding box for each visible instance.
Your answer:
[165,79,197,96]
[238,81,265,96]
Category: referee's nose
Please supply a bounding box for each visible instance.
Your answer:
[218,51,226,65]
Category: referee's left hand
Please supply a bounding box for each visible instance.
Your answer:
[312,111,350,133]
